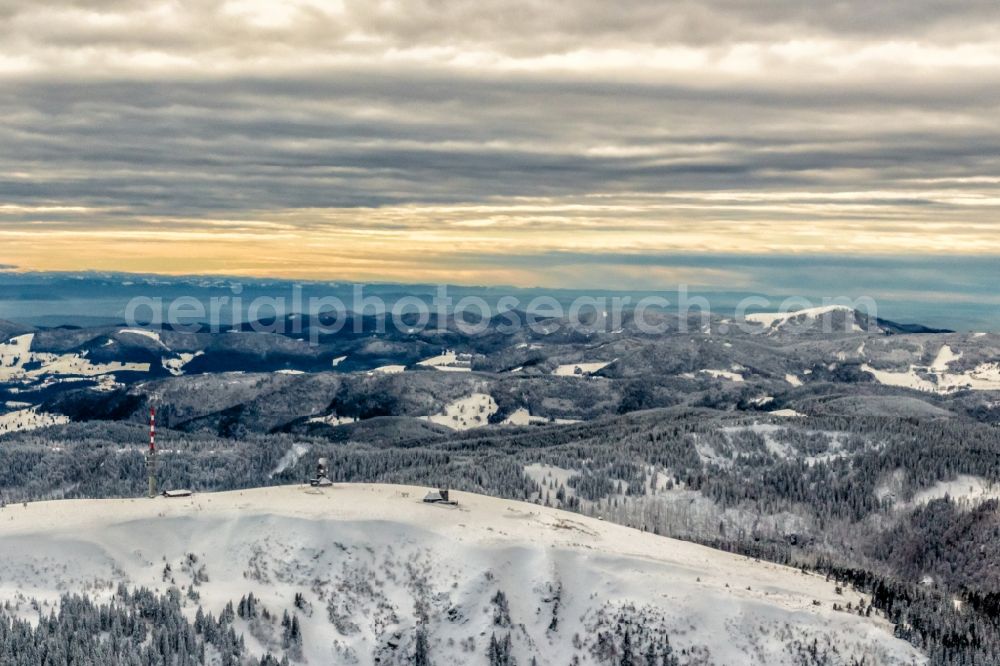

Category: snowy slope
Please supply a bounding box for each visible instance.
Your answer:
[745,305,855,327]
[417,350,473,372]
[0,332,150,383]
[745,305,868,334]
[552,360,614,376]
[0,406,70,434]
[0,485,923,665]
[420,392,498,430]
[862,357,1000,394]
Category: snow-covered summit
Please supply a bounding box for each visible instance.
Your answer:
[0,484,923,665]
[745,305,871,334]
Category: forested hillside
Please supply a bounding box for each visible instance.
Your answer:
[2,310,999,663]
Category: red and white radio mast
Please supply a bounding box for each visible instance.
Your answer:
[146,406,158,498]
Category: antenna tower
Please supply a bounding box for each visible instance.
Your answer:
[146,406,158,498]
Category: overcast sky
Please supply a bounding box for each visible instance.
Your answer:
[1,0,999,293]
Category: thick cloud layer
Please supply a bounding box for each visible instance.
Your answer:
[1,0,998,288]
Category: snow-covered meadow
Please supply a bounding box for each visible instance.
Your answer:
[0,485,924,665]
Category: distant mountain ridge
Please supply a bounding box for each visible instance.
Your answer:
[1,271,992,330]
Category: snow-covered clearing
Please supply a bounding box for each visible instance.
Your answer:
[863,361,1000,394]
[552,360,613,376]
[930,345,962,372]
[118,328,167,347]
[501,408,579,426]
[862,364,937,392]
[0,333,150,381]
[785,373,803,387]
[878,473,1000,510]
[770,408,804,417]
[420,392,497,430]
[0,407,70,435]
[370,364,406,374]
[162,351,204,376]
[417,350,472,372]
[701,368,744,382]
[501,407,540,426]
[0,334,35,381]
[307,414,357,427]
[31,354,150,378]
[418,350,457,366]
[0,485,923,666]
[910,475,1000,507]
[951,362,1000,391]
[524,464,578,492]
